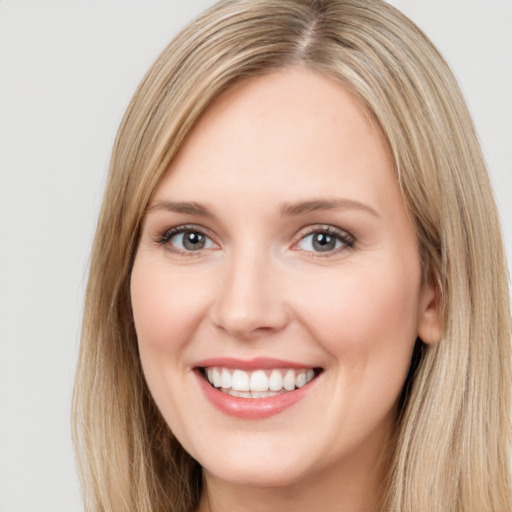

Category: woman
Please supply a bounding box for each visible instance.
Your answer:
[73,1,512,511]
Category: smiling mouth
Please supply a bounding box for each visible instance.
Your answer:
[199,367,323,398]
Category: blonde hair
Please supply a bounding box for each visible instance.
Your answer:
[73,1,512,510]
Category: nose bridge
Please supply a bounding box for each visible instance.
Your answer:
[211,240,288,338]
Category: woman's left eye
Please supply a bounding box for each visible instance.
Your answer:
[295,228,354,254]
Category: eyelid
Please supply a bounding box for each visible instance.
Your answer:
[291,224,355,254]
[155,224,220,254]
[153,222,354,256]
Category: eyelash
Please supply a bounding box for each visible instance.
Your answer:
[155,224,217,256]
[155,224,355,256]
[293,225,355,256]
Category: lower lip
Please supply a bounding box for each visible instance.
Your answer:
[195,371,316,419]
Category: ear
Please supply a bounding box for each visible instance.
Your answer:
[417,282,441,345]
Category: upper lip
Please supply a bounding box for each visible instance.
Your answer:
[193,357,319,371]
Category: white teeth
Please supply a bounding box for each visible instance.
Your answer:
[225,389,281,398]
[212,367,222,388]
[296,371,307,388]
[269,369,283,391]
[231,390,250,398]
[232,369,250,391]
[283,369,295,391]
[221,368,232,389]
[250,370,269,392]
[204,366,317,396]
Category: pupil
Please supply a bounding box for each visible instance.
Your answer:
[183,232,205,250]
[313,233,335,252]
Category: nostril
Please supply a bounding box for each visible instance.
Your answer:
[209,269,289,338]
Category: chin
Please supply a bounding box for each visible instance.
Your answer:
[183,430,315,488]
[202,456,311,488]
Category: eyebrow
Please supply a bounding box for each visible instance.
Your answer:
[146,201,215,217]
[280,198,380,218]
[146,198,380,218]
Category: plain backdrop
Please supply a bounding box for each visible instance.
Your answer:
[1,1,511,511]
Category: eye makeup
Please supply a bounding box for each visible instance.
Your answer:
[152,221,355,258]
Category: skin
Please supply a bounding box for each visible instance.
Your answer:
[131,67,440,512]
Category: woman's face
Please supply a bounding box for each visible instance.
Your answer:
[131,68,439,489]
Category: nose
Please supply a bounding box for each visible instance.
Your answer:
[210,248,289,339]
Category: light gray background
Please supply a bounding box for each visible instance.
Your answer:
[1,1,511,511]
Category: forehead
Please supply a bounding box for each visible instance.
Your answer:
[153,67,397,214]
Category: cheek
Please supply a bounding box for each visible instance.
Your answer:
[297,267,419,337]
[290,260,421,388]
[130,256,212,436]
[130,257,211,359]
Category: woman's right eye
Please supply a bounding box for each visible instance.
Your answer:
[158,227,216,253]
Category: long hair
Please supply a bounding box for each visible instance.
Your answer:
[73,1,511,510]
